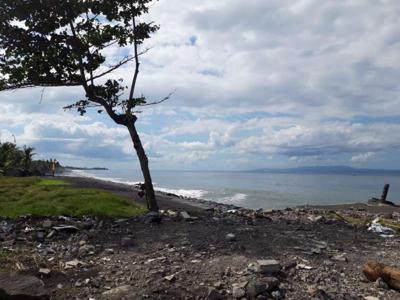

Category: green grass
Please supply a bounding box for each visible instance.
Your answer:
[36,178,70,186]
[0,177,145,218]
[327,212,400,234]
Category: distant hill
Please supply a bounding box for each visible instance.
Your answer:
[249,165,400,175]
[63,166,109,171]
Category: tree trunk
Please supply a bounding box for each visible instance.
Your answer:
[127,123,158,212]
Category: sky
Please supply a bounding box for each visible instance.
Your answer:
[1,0,400,171]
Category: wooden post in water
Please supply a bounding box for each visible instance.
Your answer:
[380,184,390,203]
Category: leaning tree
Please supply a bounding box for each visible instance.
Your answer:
[0,0,169,211]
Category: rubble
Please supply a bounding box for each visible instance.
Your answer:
[0,203,399,299]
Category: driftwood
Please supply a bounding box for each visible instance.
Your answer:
[363,262,400,290]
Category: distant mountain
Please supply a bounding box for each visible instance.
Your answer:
[63,166,109,171]
[249,165,400,175]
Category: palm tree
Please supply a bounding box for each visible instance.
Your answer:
[22,146,35,171]
[0,142,18,172]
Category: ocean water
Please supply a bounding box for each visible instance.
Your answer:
[67,169,400,209]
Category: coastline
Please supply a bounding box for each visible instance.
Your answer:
[2,175,400,299]
[59,174,400,217]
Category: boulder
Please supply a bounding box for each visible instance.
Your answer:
[0,272,49,299]
[255,259,281,274]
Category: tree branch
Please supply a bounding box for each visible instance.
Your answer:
[0,82,81,92]
[138,90,175,107]
[127,15,140,112]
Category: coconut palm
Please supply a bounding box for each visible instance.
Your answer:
[22,146,35,171]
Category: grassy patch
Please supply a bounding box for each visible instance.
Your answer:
[0,177,145,218]
[327,212,372,226]
[37,178,70,186]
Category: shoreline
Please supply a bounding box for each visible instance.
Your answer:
[2,176,400,299]
[59,174,400,216]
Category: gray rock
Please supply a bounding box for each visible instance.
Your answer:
[52,225,79,232]
[331,255,347,262]
[255,259,281,274]
[38,268,51,276]
[78,244,95,256]
[36,231,45,242]
[207,287,221,300]
[144,211,162,224]
[0,272,49,299]
[102,285,133,297]
[180,211,193,220]
[121,237,134,247]
[226,233,237,242]
[264,276,280,292]
[232,287,246,299]
[375,277,389,289]
[42,220,52,229]
[246,281,267,297]
[271,290,282,299]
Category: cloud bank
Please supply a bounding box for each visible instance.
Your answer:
[1,0,399,170]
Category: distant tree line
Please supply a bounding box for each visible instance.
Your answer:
[0,142,61,176]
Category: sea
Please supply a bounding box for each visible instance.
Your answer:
[67,169,400,210]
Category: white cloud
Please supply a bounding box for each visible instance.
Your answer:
[1,1,400,169]
[351,152,376,162]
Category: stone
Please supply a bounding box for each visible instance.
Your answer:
[264,276,280,292]
[331,255,347,262]
[52,225,79,232]
[38,268,51,276]
[42,220,52,229]
[246,281,267,297]
[78,244,95,256]
[214,281,223,289]
[310,289,331,300]
[226,233,237,242]
[180,211,193,220]
[121,237,134,247]
[164,275,175,282]
[104,248,114,255]
[0,272,49,299]
[102,285,133,297]
[375,278,388,289]
[65,259,86,269]
[271,290,282,299]
[46,230,56,239]
[232,287,246,299]
[144,211,162,224]
[364,297,379,300]
[36,231,45,242]
[207,287,221,300]
[255,259,281,274]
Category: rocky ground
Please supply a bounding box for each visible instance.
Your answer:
[1,178,400,299]
[1,206,400,299]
